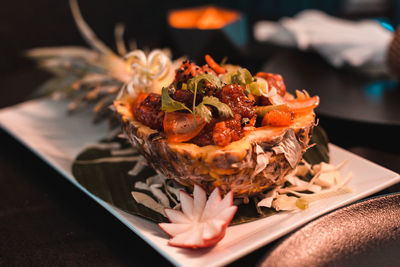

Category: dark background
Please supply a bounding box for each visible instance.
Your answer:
[0,0,342,71]
[1,0,399,107]
[1,0,399,266]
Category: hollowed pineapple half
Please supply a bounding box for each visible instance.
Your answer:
[115,89,315,199]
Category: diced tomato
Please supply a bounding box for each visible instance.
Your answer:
[262,110,293,127]
[163,112,207,143]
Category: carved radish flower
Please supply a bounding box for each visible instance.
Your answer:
[159,185,237,248]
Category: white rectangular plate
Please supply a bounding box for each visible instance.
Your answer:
[1,99,399,267]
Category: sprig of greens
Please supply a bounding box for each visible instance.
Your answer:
[228,68,259,97]
[202,96,233,118]
[161,75,233,125]
[228,68,270,97]
[195,96,233,123]
[161,87,191,113]
[187,74,223,94]
[194,103,212,123]
[188,74,223,124]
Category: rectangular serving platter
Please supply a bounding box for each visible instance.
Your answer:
[1,99,399,267]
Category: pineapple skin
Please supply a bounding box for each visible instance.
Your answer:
[117,96,315,198]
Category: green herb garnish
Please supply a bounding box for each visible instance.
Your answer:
[187,74,223,94]
[188,74,223,124]
[161,87,191,113]
[194,103,212,123]
[195,96,233,123]
[161,74,233,125]
[202,96,233,118]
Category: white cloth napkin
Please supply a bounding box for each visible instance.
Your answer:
[254,10,393,75]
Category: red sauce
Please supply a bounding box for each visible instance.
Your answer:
[190,118,217,146]
[192,84,256,146]
[212,114,242,146]
[215,84,255,119]
[133,63,260,147]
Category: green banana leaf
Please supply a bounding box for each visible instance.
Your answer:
[72,126,329,225]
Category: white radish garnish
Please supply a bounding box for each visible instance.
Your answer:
[159,185,237,249]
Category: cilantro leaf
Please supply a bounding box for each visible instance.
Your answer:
[161,74,230,125]
[187,74,222,94]
[161,87,191,113]
[187,74,223,123]
[201,96,233,118]
[195,103,212,123]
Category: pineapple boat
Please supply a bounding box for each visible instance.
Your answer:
[115,54,319,198]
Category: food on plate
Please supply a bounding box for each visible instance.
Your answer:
[115,53,319,199]
[27,0,353,251]
[25,0,319,201]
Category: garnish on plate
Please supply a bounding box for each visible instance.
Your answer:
[72,124,351,249]
[159,185,237,248]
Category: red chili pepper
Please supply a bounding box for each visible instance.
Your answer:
[205,54,226,74]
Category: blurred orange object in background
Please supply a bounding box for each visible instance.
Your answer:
[168,6,240,29]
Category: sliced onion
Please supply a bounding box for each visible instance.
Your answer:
[163,112,206,143]
[285,95,320,114]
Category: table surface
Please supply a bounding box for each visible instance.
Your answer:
[1,49,399,267]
